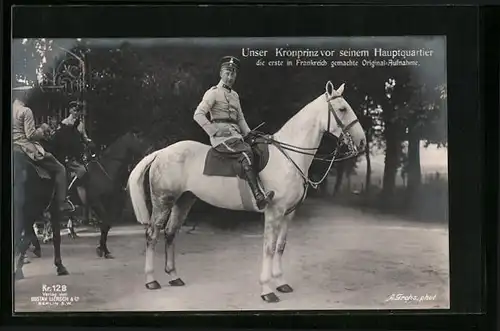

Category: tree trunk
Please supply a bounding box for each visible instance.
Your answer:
[334,162,345,195]
[320,176,328,196]
[382,123,400,200]
[406,129,422,204]
[364,137,372,195]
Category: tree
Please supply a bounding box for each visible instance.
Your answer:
[379,77,406,200]
[400,82,447,202]
[332,157,357,195]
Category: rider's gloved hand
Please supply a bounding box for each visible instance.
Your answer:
[244,131,258,144]
[39,123,51,136]
[245,131,255,138]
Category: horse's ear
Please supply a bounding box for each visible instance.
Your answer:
[326,81,334,97]
[336,83,345,95]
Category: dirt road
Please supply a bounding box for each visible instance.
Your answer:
[14,199,449,312]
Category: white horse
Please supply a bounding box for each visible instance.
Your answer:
[128,81,366,303]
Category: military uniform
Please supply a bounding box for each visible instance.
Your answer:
[12,95,72,213]
[193,56,274,210]
[56,116,88,180]
[12,99,47,161]
[193,80,255,158]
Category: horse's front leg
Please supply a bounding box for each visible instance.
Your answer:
[260,207,283,303]
[272,212,294,293]
[97,223,113,259]
[50,208,69,276]
[92,201,113,259]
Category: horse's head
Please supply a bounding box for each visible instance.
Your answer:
[323,81,366,158]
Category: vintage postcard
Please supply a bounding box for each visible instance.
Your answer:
[12,36,448,312]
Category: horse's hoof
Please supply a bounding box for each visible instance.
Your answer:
[145,281,161,290]
[261,292,280,303]
[96,246,104,258]
[276,284,294,293]
[23,257,30,264]
[15,269,25,280]
[57,265,69,276]
[169,278,185,286]
[104,252,114,259]
[33,249,42,258]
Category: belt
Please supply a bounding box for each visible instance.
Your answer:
[212,118,238,125]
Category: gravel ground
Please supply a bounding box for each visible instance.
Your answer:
[14,199,449,312]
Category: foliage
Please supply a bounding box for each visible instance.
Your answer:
[13,38,448,222]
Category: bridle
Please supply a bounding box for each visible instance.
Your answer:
[250,90,362,215]
[323,93,360,161]
[258,92,361,184]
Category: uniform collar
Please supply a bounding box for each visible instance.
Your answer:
[218,81,232,92]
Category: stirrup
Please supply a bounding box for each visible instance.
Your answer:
[60,200,76,213]
[256,190,275,209]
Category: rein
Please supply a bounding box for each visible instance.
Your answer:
[94,160,114,181]
[84,139,134,183]
[250,93,361,215]
[256,93,359,188]
[81,143,114,181]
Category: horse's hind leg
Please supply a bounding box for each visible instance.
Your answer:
[15,231,32,280]
[144,193,175,290]
[30,224,42,257]
[272,212,294,293]
[164,192,197,286]
[42,218,53,244]
[67,217,78,239]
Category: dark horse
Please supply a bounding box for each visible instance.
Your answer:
[39,130,151,258]
[13,146,69,280]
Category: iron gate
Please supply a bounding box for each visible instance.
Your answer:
[35,48,90,132]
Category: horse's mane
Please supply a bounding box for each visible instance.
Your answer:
[274,94,323,137]
[99,133,128,159]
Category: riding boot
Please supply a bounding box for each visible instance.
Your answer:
[76,186,87,205]
[241,161,275,210]
[54,173,73,213]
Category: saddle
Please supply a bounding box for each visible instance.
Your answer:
[203,134,272,178]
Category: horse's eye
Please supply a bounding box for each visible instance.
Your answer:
[339,107,347,112]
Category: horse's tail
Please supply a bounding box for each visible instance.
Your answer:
[128,150,160,225]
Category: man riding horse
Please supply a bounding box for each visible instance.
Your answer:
[193,56,274,210]
[47,100,93,206]
[12,86,73,215]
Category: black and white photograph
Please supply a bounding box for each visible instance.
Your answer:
[12,36,449,312]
